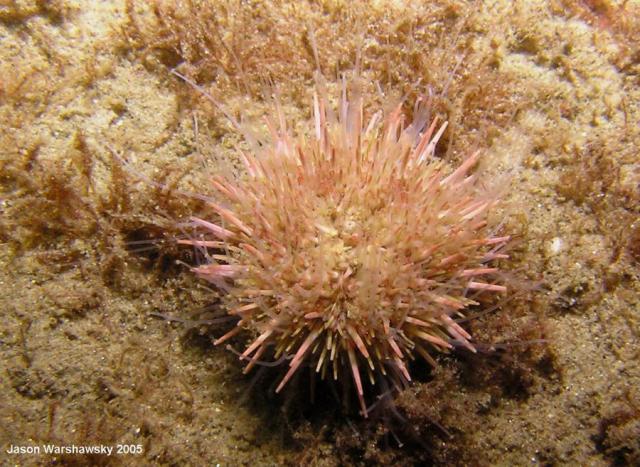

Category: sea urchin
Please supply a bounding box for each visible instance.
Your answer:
[180,77,510,417]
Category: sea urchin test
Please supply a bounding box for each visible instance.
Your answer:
[179,78,510,417]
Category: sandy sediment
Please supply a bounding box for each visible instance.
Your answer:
[1,1,638,465]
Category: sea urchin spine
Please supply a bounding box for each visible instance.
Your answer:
[180,77,510,417]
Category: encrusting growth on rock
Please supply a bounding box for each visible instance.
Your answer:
[180,75,510,417]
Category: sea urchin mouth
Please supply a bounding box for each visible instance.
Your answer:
[180,77,510,417]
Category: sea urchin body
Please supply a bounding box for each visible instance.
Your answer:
[181,78,510,417]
